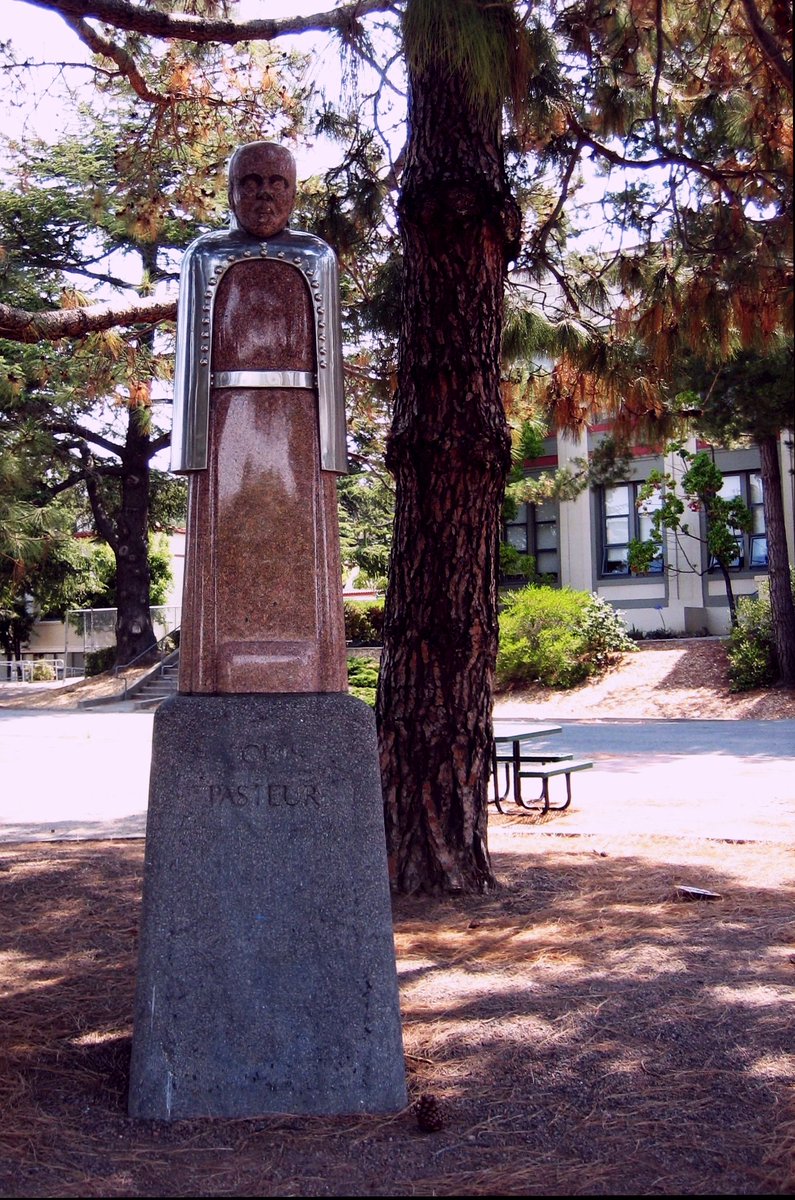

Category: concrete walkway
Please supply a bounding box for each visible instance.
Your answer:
[492,715,795,844]
[0,709,154,842]
[0,705,793,846]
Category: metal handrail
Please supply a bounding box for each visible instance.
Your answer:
[113,628,181,677]
[0,659,66,683]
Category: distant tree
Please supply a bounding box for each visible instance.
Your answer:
[61,533,174,614]
[0,501,97,665]
[0,416,175,663]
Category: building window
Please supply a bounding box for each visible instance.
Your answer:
[713,471,767,570]
[601,482,663,576]
[504,501,559,579]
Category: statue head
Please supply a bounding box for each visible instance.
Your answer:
[228,142,297,239]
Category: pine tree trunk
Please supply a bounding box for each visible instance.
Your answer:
[758,434,795,685]
[376,48,518,893]
[114,419,157,666]
[83,407,158,669]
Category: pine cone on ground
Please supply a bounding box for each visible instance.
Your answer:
[414,1092,445,1133]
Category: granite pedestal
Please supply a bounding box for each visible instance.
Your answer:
[128,693,406,1120]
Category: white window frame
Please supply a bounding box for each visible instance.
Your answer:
[600,482,663,577]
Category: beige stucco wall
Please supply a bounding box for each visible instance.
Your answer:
[556,429,593,592]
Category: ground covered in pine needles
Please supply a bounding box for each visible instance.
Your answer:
[1,824,793,1197]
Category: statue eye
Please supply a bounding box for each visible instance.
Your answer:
[239,175,263,196]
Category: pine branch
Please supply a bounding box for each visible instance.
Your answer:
[567,112,746,200]
[46,421,125,458]
[0,296,177,343]
[528,138,584,259]
[63,15,167,103]
[737,0,793,95]
[543,261,582,317]
[45,466,114,499]
[22,257,140,289]
[147,432,171,459]
[22,0,398,45]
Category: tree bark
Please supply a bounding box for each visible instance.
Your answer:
[758,434,795,685]
[84,412,157,668]
[25,0,392,45]
[114,419,157,666]
[376,48,518,894]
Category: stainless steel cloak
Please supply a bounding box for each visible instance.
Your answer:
[170,225,347,475]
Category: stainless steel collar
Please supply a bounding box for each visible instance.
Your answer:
[210,370,316,389]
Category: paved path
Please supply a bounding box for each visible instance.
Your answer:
[492,716,795,844]
[0,707,793,846]
[0,709,154,842]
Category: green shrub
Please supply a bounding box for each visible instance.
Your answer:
[534,625,590,687]
[30,661,56,682]
[576,592,636,666]
[727,574,792,691]
[496,584,634,689]
[347,655,380,707]
[85,646,117,677]
[344,599,385,645]
[727,635,775,692]
[499,543,537,579]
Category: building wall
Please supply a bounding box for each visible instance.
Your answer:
[556,430,593,592]
[516,430,794,637]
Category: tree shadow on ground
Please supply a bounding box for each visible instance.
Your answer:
[0,836,792,1197]
[648,641,732,692]
[649,642,794,719]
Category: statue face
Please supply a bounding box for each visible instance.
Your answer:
[229,144,296,238]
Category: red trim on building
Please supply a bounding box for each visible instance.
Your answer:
[523,455,559,468]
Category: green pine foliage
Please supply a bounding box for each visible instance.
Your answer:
[403,0,539,123]
[496,584,635,689]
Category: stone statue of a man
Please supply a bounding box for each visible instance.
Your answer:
[171,142,348,694]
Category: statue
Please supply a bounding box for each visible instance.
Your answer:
[128,144,406,1122]
[171,141,348,694]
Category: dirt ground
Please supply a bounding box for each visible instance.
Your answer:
[1,642,793,1196]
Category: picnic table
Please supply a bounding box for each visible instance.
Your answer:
[491,722,593,816]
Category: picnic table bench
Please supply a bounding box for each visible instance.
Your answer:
[491,723,593,816]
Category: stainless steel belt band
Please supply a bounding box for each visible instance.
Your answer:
[210,370,316,389]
